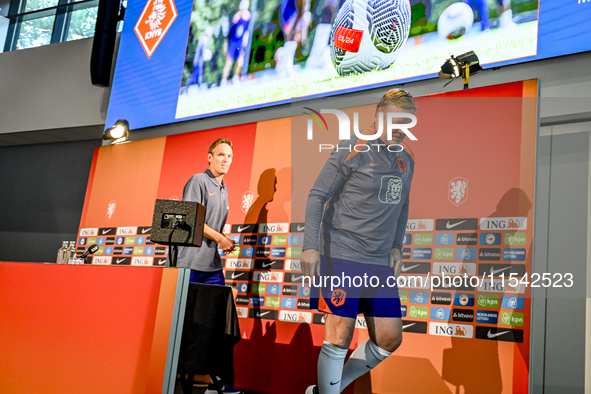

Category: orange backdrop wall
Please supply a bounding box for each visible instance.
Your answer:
[72,80,538,394]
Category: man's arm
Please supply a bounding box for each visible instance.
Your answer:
[301,141,361,277]
[203,224,235,253]
[392,193,410,250]
[389,193,410,278]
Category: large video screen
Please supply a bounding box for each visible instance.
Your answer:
[106,0,591,129]
[176,0,538,118]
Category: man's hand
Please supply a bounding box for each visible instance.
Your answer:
[218,236,237,254]
[389,248,403,280]
[301,249,320,279]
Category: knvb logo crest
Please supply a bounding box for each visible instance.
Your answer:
[449,177,468,206]
[134,0,178,59]
[241,191,255,214]
[107,200,116,219]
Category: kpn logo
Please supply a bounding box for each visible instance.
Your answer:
[408,306,428,319]
[413,233,433,245]
[500,312,524,327]
[303,107,417,152]
[504,232,526,246]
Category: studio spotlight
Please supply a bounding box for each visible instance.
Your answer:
[103,119,130,144]
[439,51,481,89]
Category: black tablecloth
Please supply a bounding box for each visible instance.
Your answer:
[177,283,241,386]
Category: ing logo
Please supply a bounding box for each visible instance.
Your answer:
[507,219,520,229]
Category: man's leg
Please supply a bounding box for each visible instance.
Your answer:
[318,313,356,394]
[184,67,199,94]
[339,317,402,392]
[221,55,234,82]
[308,256,365,393]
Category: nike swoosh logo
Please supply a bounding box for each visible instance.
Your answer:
[446,220,466,229]
[142,228,151,234]
[237,225,250,232]
[102,229,112,234]
[232,272,245,279]
[292,275,303,282]
[116,259,125,264]
[401,264,419,272]
[209,192,216,196]
[262,261,277,268]
[490,266,511,275]
[369,163,379,167]
[487,330,510,338]
[257,311,270,317]
[330,381,340,385]
[403,323,416,329]
[297,225,305,231]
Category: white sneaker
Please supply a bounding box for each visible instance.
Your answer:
[305,385,319,394]
[204,377,243,393]
[499,10,517,32]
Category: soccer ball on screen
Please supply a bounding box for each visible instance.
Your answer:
[329,0,412,76]
[437,2,474,40]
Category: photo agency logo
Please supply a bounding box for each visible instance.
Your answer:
[303,107,417,152]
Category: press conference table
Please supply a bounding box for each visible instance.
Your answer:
[0,262,240,394]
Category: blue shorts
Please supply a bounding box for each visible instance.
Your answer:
[189,269,225,286]
[309,256,402,319]
[227,41,243,61]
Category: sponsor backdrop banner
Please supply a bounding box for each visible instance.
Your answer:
[79,80,537,393]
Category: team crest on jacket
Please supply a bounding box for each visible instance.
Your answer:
[398,157,406,172]
[379,176,402,204]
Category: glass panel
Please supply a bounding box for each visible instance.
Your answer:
[66,6,97,41]
[24,0,58,13]
[0,0,11,17]
[16,14,55,49]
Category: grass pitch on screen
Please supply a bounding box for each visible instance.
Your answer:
[177,22,536,118]
[176,0,538,119]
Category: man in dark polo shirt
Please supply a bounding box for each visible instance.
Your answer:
[177,138,237,285]
[176,139,243,393]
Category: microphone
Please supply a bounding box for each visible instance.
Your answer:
[80,244,99,259]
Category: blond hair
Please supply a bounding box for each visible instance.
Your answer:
[376,88,417,113]
[208,138,233,155]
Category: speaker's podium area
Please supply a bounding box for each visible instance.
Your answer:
[0,262,243,394]
[0,198,243,394]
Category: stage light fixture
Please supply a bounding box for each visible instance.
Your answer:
[439,51,481,89]
[103,119,130,144]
